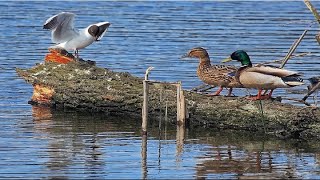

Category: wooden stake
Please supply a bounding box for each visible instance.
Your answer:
[180,88,186,125]
[176,81,186,126]
[142,67,154,135]
[176,81,181,123]
[142,80,148,135]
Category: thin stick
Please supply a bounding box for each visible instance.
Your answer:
[191,84,212,92]
[302,81,320,101]
[258,99,266,133]
[199,85,215,92]
[304,0,320,46]
[147,80,180,86]
[284,39,298,62]
[279,29,308,68]
[304,0,320,24]
[282,97,312,106]
[159,87,163,132]
[165,100,168,122]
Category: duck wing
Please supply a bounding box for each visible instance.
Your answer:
[248,65,300,77]
[43,12,77,43]
[200,65,238,85]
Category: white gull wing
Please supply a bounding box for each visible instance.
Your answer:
[43,12,78,44]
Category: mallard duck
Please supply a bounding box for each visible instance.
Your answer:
[222,50,304,100]
[182,47,242,96]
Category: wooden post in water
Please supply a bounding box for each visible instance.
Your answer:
[142,67,154,135]
[176,82,181,123]
[176,81,186,159]
[141,67,153,179]
[176,81,186,126]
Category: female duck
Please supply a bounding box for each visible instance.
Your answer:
[182,47,242,96]
[222,50,304,100]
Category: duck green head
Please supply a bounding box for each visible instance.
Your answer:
[222,50,252,66]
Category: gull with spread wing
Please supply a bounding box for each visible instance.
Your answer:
[43,12,110,58]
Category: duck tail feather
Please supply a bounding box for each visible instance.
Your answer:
[282,76,304,86]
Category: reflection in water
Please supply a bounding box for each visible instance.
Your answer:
[19,106,320,179]
[176,124,185,164]
[32,106,106,179]
[141,135,147,180]
[191,133,320,179]
[0,106,295,179]
[31,106,141,179]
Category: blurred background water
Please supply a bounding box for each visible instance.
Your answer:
[1,1,320,179]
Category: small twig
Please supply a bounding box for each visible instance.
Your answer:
[199,86,215,92]
[147,80,180,86]
[191,84,213,92]
[282,97,312,106]
[258,99,266,133]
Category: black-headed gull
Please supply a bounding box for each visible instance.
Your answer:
[43,12,110,58]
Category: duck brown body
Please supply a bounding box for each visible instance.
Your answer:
[197,59,241,88]
[184,47,242,96]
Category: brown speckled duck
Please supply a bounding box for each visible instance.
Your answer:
[182,47,242,96]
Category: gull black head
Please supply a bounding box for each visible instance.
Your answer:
[182,47,209,59]
[88,25,99,38]
[88,22,111,41]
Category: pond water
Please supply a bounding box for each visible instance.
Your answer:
[1,1,320,179]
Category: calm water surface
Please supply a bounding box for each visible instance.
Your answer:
[1,1,320,179]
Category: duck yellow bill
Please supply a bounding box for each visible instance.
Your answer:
[221,57,232,63]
